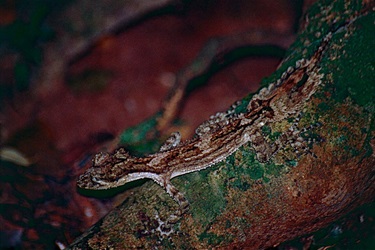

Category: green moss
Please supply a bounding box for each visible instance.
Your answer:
[266,161,283,178]
[263,176,270,183]
[225,145,285,187]
[225,220,232,229]
[261,125,272,135]
[237,148,265,180]
[326,12,375,107]
[198,232,227,246]
[317,102,330,112]
[226,152,236,167]
[247,164,264,180]
[231,179,251,191]
[260,125,283,142]
[174,165,227,229]
[269,131,282,141]
[285,159,298,167]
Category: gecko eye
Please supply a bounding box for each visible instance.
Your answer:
[93,152,110,166]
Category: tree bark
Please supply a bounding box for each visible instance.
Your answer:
[69,1,375,249]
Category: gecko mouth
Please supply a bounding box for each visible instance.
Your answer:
[77,168,104,189]
[77,172,94,189]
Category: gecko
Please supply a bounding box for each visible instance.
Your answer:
[77,30,333,231]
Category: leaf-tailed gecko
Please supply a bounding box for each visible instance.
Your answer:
[77,30,333,229]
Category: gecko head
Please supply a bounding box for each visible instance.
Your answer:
[77,167,101,189]
[77,148,133,190]
[77,153,110,189]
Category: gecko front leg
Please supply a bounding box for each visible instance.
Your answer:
[163,179,190,221]
[156,132,190,224]
[151,173,190,234]
[116,168,190,237]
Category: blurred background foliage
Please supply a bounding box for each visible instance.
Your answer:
[0,0,71,103]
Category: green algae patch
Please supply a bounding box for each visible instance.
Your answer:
[198,232,225,245]
[313,11,374,160]
[225,145,287,188]
[174,164,227,229]
[324,12,375,107]
[248,165,264,180]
